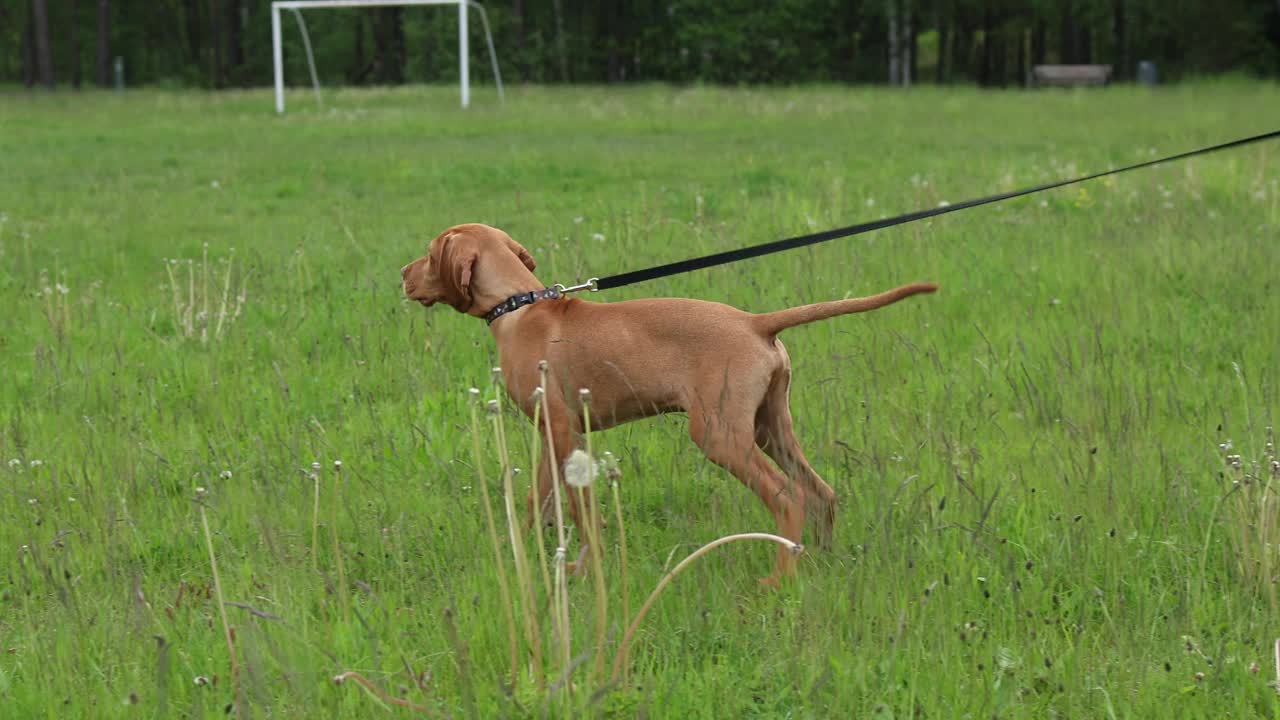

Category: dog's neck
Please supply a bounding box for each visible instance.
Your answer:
[467,253,544,319]
[484,287,562,324]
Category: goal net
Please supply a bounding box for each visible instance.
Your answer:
[271,0,503,112]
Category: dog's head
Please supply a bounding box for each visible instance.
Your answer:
[401,224,538,316]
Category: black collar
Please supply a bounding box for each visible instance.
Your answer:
[484,287,563,325]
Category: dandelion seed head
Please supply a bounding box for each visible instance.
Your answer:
[486,399,500,415]
[218,470,232,480]
[332,460,343,471]
[564,450,597,488]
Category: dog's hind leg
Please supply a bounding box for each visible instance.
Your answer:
[689,401,804,587]
[754,343,837,550]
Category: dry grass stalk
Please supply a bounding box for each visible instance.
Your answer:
[603,451,630,680]
[330,460,350,624]
[537,361,573,677]
[611,532,803,682]
[489,374,545,681]
[309,462,321,572]
[576,389,609,683]
[196,487,241,718]
[527,396,554,603]
[332,671,436,714]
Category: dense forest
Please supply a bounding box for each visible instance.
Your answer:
[4,0,1280,90]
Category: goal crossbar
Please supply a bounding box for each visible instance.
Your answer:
[271,0,503,113]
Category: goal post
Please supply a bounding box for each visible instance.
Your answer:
[271,0,503,113]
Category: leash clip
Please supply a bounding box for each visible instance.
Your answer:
[553,277,599,294]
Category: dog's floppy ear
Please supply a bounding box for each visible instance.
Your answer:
[504,236,537,272]
[433,232,479,312]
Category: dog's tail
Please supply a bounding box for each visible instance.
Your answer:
[752,282,938,337]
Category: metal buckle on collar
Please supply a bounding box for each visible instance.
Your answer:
[553,277,599,294]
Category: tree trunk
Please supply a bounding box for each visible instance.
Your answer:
[184,0,201,66]
[887,0,900,85]
[1032,17,1046,67]
[22,6,36,88]
[604,0,622,82]
[952,9,971,81]
[32,0,54,88]
[513,0,527,80]
[390,8,405,82]
[992,20,1006,86]
[1060,1,1077,63]
[96,0,110,87]
[936,5,949,83]
[552,0,569,82]
[68,0,82,88]
[209,0,223,87]
[901,0,911,87]
[1022,26,1033,85]
[978,4,993,85]
[905,3,916,87]
[372,8,406,84]
[226,0,244,80]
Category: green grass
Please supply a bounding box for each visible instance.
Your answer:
[2,81,1279,718]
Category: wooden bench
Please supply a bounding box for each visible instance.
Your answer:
[1031,64,1113,87]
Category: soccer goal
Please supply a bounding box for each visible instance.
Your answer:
[271,0,503,113]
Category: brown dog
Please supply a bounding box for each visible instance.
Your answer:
[402,223,936,584]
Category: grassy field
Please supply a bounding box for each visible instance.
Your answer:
[1,81,1279,718]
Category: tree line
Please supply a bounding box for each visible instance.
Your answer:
[4,0,1279,90]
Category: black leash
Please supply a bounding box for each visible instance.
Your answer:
[556,129,1280,294]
